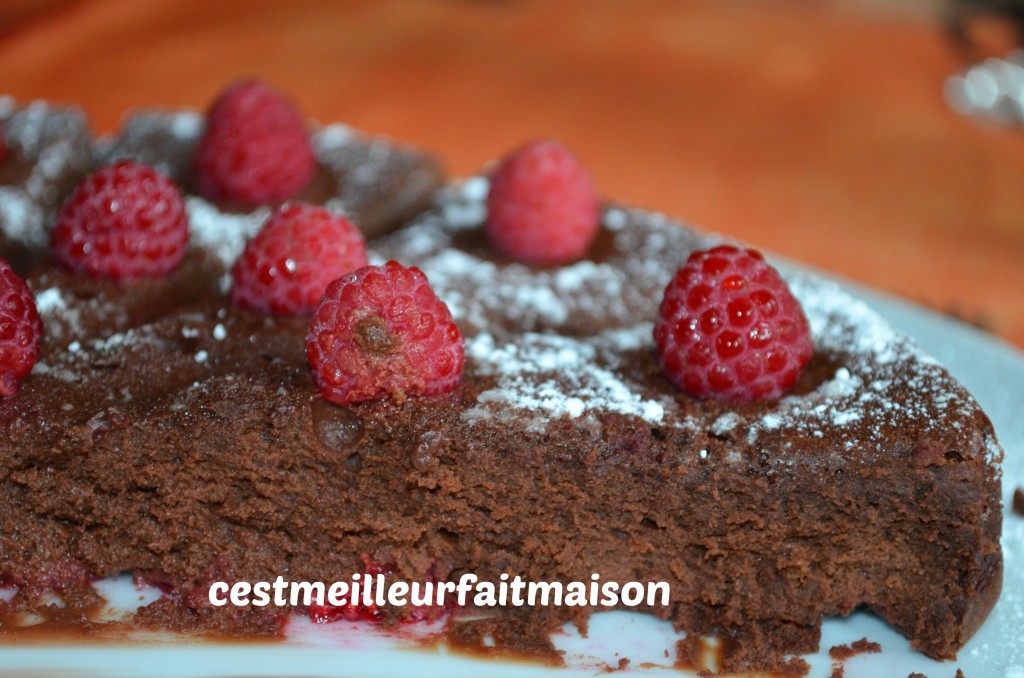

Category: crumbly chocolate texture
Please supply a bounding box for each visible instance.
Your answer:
[828,637,881,660]
[0,97,92,273]
[0,178,1004,673]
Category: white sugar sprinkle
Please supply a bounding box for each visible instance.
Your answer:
[603,208,628,231]
[170,111,202,139]
[185,197,270,271]
[711,413,740,435]
[465,328,667,428]
[34,287,66,314]
[313,124,355,149]
[0,187,45,249]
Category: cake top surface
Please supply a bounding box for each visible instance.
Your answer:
[96,109,443,262]
[3,155,1002,476]
[0,100,1003,477]
[368,178,1002,470]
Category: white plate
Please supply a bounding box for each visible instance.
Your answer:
[1,276,1022,678]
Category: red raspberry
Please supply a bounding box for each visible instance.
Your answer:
[306,261,464,406]
[485,139,600,265]
[653,245,813,402]
[50,161,188,281]
[230,203,367,316]
[194,79,316,207]
[0,259,42,398]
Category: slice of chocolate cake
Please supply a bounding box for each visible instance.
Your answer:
[0,167,1002,675]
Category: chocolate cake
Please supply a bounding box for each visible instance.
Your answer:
[0,111,1004,673]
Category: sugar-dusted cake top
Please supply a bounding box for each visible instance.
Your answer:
[0,96,1002,475]
[6,166,999,479]
[369,177,1002,471]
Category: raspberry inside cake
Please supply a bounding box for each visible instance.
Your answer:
[0,159,1003,673]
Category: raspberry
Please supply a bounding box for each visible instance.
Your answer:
[485,139,600,265]
[230,203,367,316]
[50,161,189,281]
[653,245,813,402]
[194,79,316,207]
[0,259,42,398]
[306,261,464,406]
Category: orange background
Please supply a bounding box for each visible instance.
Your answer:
[2,0,1023,348]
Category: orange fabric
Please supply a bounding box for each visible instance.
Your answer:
[2,0,1022,347]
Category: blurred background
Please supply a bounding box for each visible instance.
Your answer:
[1,0,1023,347]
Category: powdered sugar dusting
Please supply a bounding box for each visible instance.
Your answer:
[185,197,270,272]
[30,360,78,382]
[439,177,489,229]
[32,286,83,340]
[711,412,740,435]
[733,273,994,461]
[170,111,202,139]
[986,433,1004,466]
[465,326,667,428]
[96,109,200,179]
[373,178,710,337]
[312,124,355,150]
[0,100,90,249]
[793,275,901,364]
[0,187,45,248]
